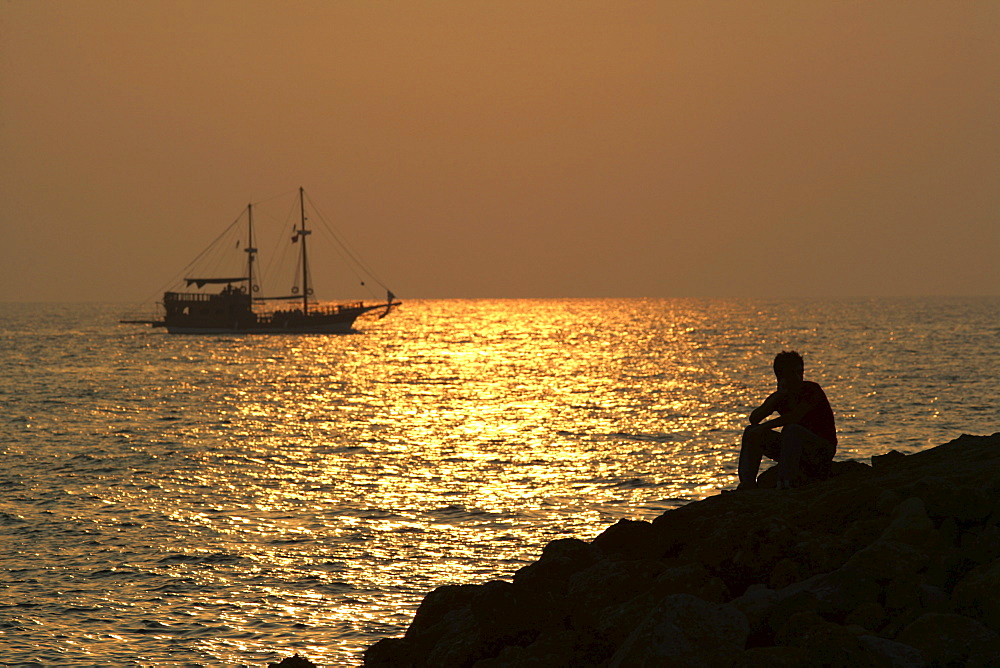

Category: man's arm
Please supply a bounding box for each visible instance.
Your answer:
[749,392,782,425]
[757,388,819,430]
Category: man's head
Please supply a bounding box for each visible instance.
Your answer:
[773,350,804,387]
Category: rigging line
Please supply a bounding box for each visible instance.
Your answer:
[177,209,248,278]
[250,187,300,209]
[243,192,290,285]
[255,210,294,297]
[304,191,394,293]
[121,208,247,319]
[305,192,384,284]
[303,198,378,294]
[249,192,303,297]
[310,210,385,300]
[325,237,381,301]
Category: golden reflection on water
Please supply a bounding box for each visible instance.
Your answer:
[138,301,758,662]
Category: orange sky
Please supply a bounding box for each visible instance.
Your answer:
[2,1,997,301]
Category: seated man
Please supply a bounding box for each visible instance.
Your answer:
[738,351,837,490]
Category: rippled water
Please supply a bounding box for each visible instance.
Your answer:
[1,298,997,666]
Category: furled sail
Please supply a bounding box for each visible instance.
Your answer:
[185,277,248,288]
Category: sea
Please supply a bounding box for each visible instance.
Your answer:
[1,298,997,666]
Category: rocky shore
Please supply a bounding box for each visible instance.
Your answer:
[364,433,1000,666]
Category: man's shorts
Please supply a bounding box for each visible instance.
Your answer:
[759,427,836,479]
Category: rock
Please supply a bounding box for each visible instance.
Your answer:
[375,579,552,667]
[792,533,855,576]
[732,584,780,644]
[363,637,414,667]
[268,655,318,668]
[471,629,611,668]
[731,646,809,666]
[923,544,973,590]
[564,557,660,629]
[961,524,1000,565]
[749,609,891,666]
[883,578,922,614]
[791,484,883,547]
[794,626,886,667]
[465,581,550,655]
[844,601,887,631]
[896,612,1000,665]
[594,589,660,646]
[871,450,907,471]
[844,538,931,581]
[607,594,749,667]
[938,515,961,544]
[917,583,951,612]
[768,557,804,590]
[829,459,874,480]
[512,538,596,595]
[953,559,1000,632]
[772,609,830,647]
[474,630,577,668]
[881,497,937,547]
[651,561,729,603]
[773,566,881,622]
[588,561,734,647]
[874,489,902,515]
[404,583,481,642]
[843,496,944,581]
[857,636,924,668]
[900,476,993,524]
[592,518,660,560]
[843,515,890,547]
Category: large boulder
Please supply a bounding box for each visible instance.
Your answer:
[770,566,881,625]
[896,612,1000,665]
[953,559,1000,633]
[607,594,749,667]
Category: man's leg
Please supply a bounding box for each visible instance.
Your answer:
[777,424,833,485]
[738,426,781,488]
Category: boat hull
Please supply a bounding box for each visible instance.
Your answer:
[157,292,397,334]
[163,319,358,334]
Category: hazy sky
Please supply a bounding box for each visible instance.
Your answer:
[2,1,998,301]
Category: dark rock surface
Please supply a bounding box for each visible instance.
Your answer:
[364,433,1000,667]
[268,654,318,668]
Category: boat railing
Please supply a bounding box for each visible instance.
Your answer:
[313,302,365,315]
[164,291,214,303]
[255,301,367,320]
[164,291,249,303]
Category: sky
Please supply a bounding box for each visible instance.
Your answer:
[2,1,998,301]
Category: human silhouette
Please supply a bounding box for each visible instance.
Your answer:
[737,351,837,489]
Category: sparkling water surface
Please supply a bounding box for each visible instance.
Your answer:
[1,298,997,666]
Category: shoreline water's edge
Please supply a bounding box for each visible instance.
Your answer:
[360,432,1000,666]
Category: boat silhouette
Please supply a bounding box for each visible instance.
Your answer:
[123,187,399,334]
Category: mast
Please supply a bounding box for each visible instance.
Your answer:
[245,203,257,298]
[298,186,311,315]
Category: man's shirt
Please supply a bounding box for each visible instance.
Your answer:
[775,380,838,447]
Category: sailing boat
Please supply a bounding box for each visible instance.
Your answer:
[124,187,399,334]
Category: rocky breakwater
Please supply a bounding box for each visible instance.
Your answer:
[364,433,1000,666]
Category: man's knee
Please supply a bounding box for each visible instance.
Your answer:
[742,425,763,447]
